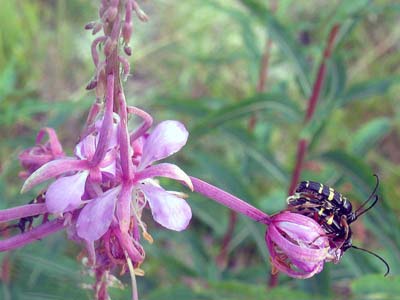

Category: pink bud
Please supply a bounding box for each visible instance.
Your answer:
[265,211,331,279]
[85,21,96,30]
[104,38,117,57]
[122,22,132,44]
[124,46,132,56]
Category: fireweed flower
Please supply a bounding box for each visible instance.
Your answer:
[0,1,192,299]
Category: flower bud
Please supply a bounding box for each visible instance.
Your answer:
[104,38,117,57]
[265,211,331,279]
[84,21,96,30]
[122,22,133,44]
[124,45,132,56]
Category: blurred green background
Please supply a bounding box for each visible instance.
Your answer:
[1,0,400,299]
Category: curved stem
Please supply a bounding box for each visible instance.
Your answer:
[190,176,270,224]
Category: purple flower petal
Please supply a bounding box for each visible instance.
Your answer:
[21,159,89,193]
[46,171,89,214]
[265,211,330,279]
[135,163,193,191]
[139,120,188,168]
[140,183,192,231]
[76,186,121,242]
[75,134,97,160]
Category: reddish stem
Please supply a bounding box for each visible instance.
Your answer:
[287,139,309,195]
[269,24,341,288]
[216,210,238,268]
[248,38,274,132]
[305,25,340,122]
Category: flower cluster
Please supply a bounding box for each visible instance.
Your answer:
[1,1,193,299]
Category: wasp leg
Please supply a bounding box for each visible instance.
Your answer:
[334,216,350,250]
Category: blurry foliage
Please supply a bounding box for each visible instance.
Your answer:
[1,0,400,299]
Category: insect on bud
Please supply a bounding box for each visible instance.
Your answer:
[265,211,330,279]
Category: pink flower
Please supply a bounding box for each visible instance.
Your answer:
[265,211,332,279]
[76,120,193,243]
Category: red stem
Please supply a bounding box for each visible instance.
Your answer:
[216,210,238,268]
[305,25,340,122]
[269,24,340,288]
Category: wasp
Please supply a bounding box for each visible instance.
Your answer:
[287,175,389,276]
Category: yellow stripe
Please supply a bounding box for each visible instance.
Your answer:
[327,215,334,225]
[306,181,310,188]
[328,188,334,201]
[318,183,323,194]
[318,208,325,216]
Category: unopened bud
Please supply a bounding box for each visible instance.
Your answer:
[96,70,106,99]
[124,46,132,56]
[102,7,118,23]
[122,22,133,44]
[92,23,103,35]
[133,2,149,22]
[104,38,117,57]
[86,78,98,90]
[84,21,96,30]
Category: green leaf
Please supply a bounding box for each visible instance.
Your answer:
[316,150,375,192]
[191,93,301,137]
[222,127,288,184]
[351,274,400,299]
[238,0,311,95]
[349,118,392,155]
[332,0,371,22]
[340,77,397,105]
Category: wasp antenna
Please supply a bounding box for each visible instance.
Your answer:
[355,174,380,218]
[351,245,390,277]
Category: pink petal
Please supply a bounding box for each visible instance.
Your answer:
[268,225,328,262]
[116,183,133,233]
[46,171,89,214]
[139,120,188,168]
[140,183,192,231]
[135,163,193,191]
[21,159,89,193]
[75,134,97,160]
[36,127,64,156]
[76,186,121,242]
